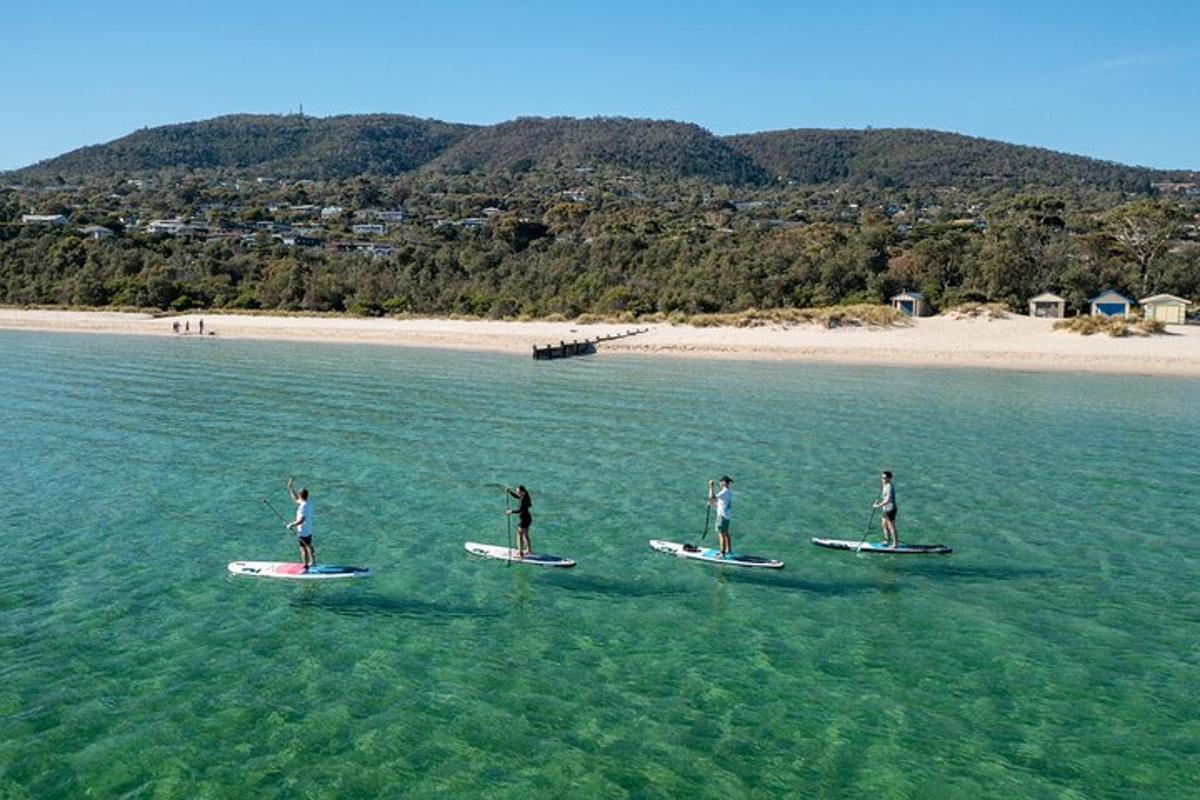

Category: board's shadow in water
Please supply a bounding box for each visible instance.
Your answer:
[294,591,502,622]
[720,571,883,595]
[538,572,693,599]
[891,563,1054,581]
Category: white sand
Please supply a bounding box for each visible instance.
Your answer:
[1,309,1198,377]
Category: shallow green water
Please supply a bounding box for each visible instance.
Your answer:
[2,331,1198,799]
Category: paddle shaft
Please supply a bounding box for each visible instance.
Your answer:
[505,488,512,567]
[700,502,711,541]
[855,505,878,552]
[261,498,291,528]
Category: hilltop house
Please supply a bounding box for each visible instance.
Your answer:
[146,218,192,235]
[1088,289,1133,318]
[22,214,68,226]
[78,224,114,239]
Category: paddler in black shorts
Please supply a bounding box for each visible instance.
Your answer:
[874,470,898,548]
[506,485,533,557]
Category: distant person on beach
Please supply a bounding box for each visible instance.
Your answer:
[708,476,733,557]
[874,471,898,548]
[506,485,533,556]
[172,321,179,334]
[184,321,190,334]
[286,477,316,569]
[199,318,204,335]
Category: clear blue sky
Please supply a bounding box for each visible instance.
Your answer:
[1,0,1196,171]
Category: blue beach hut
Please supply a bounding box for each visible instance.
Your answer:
[890,289,927,317]
[1088,289,1133,318]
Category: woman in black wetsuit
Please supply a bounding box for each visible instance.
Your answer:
[506,485,533,557]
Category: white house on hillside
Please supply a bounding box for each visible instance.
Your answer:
[22,214,68,226]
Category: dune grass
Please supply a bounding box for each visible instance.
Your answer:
[682,304,907,329]
[1053,315,1166,337]
[944,302,1011,320]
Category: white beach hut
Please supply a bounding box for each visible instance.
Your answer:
[1088,289,1133,318]
[1028,292,1066,318]
[890,289,927,317]
[1139,294,1191,325]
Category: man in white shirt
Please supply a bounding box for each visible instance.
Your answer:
[286,477,316,569]
[708,475,734,558]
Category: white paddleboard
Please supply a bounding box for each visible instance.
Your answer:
[228,561,372,580]
[648,539,784,569]
[811,538,953,555]
[464,542,576,568]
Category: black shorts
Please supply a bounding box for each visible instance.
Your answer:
[883,507,897,522]
[298,535,313,545]
[518,516,532,529]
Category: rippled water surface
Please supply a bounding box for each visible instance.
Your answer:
[2,331,1198,799]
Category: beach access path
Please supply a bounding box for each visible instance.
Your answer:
[2,308,1199,377]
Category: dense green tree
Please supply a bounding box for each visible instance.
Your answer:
[1099,199,1187,296]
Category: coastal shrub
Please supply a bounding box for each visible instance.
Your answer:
[944,302,1009,320]
[685,304,906,329]
[1053,316,1166,337]
[226,290,262,310]
[347,300,383,317]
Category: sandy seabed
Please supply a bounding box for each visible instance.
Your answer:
[1,308,1198,377]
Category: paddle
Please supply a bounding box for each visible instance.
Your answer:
[854,504,878,553]
[260,498,291,530]
[699,501,711,542]
[505,486,512,567]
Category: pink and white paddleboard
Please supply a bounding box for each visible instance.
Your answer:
[227,561,372,580]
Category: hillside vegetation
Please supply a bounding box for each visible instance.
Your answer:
[431,117,766,184]
[726,128,1174,191]
[14,114,475,180]
[2,114,1197,321]
[11,114,1191,190]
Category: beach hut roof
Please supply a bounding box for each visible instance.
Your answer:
[1139,293,1192,306]
[1029,292,1065,303]
[1088,289,1133,304]
[890,289,924,300]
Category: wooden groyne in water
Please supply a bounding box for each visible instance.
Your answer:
[532,327,650,360]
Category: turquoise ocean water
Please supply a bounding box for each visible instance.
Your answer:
[2,330,1198,799]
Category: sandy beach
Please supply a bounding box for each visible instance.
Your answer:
[1,308,1198,377]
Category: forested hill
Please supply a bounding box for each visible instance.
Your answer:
[429,117,767,184]
[12,114,476,180]
[10,113,1190,189]
[725,128,1179,191]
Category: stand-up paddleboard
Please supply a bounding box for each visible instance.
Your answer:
[811,538,952,555]
[228,561,372,580]
[464,542,576,568]
[649,539,784,569]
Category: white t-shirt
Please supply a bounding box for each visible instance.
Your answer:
[880,482,895,511]
[295,499,312,536]
[715,487,732,519]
